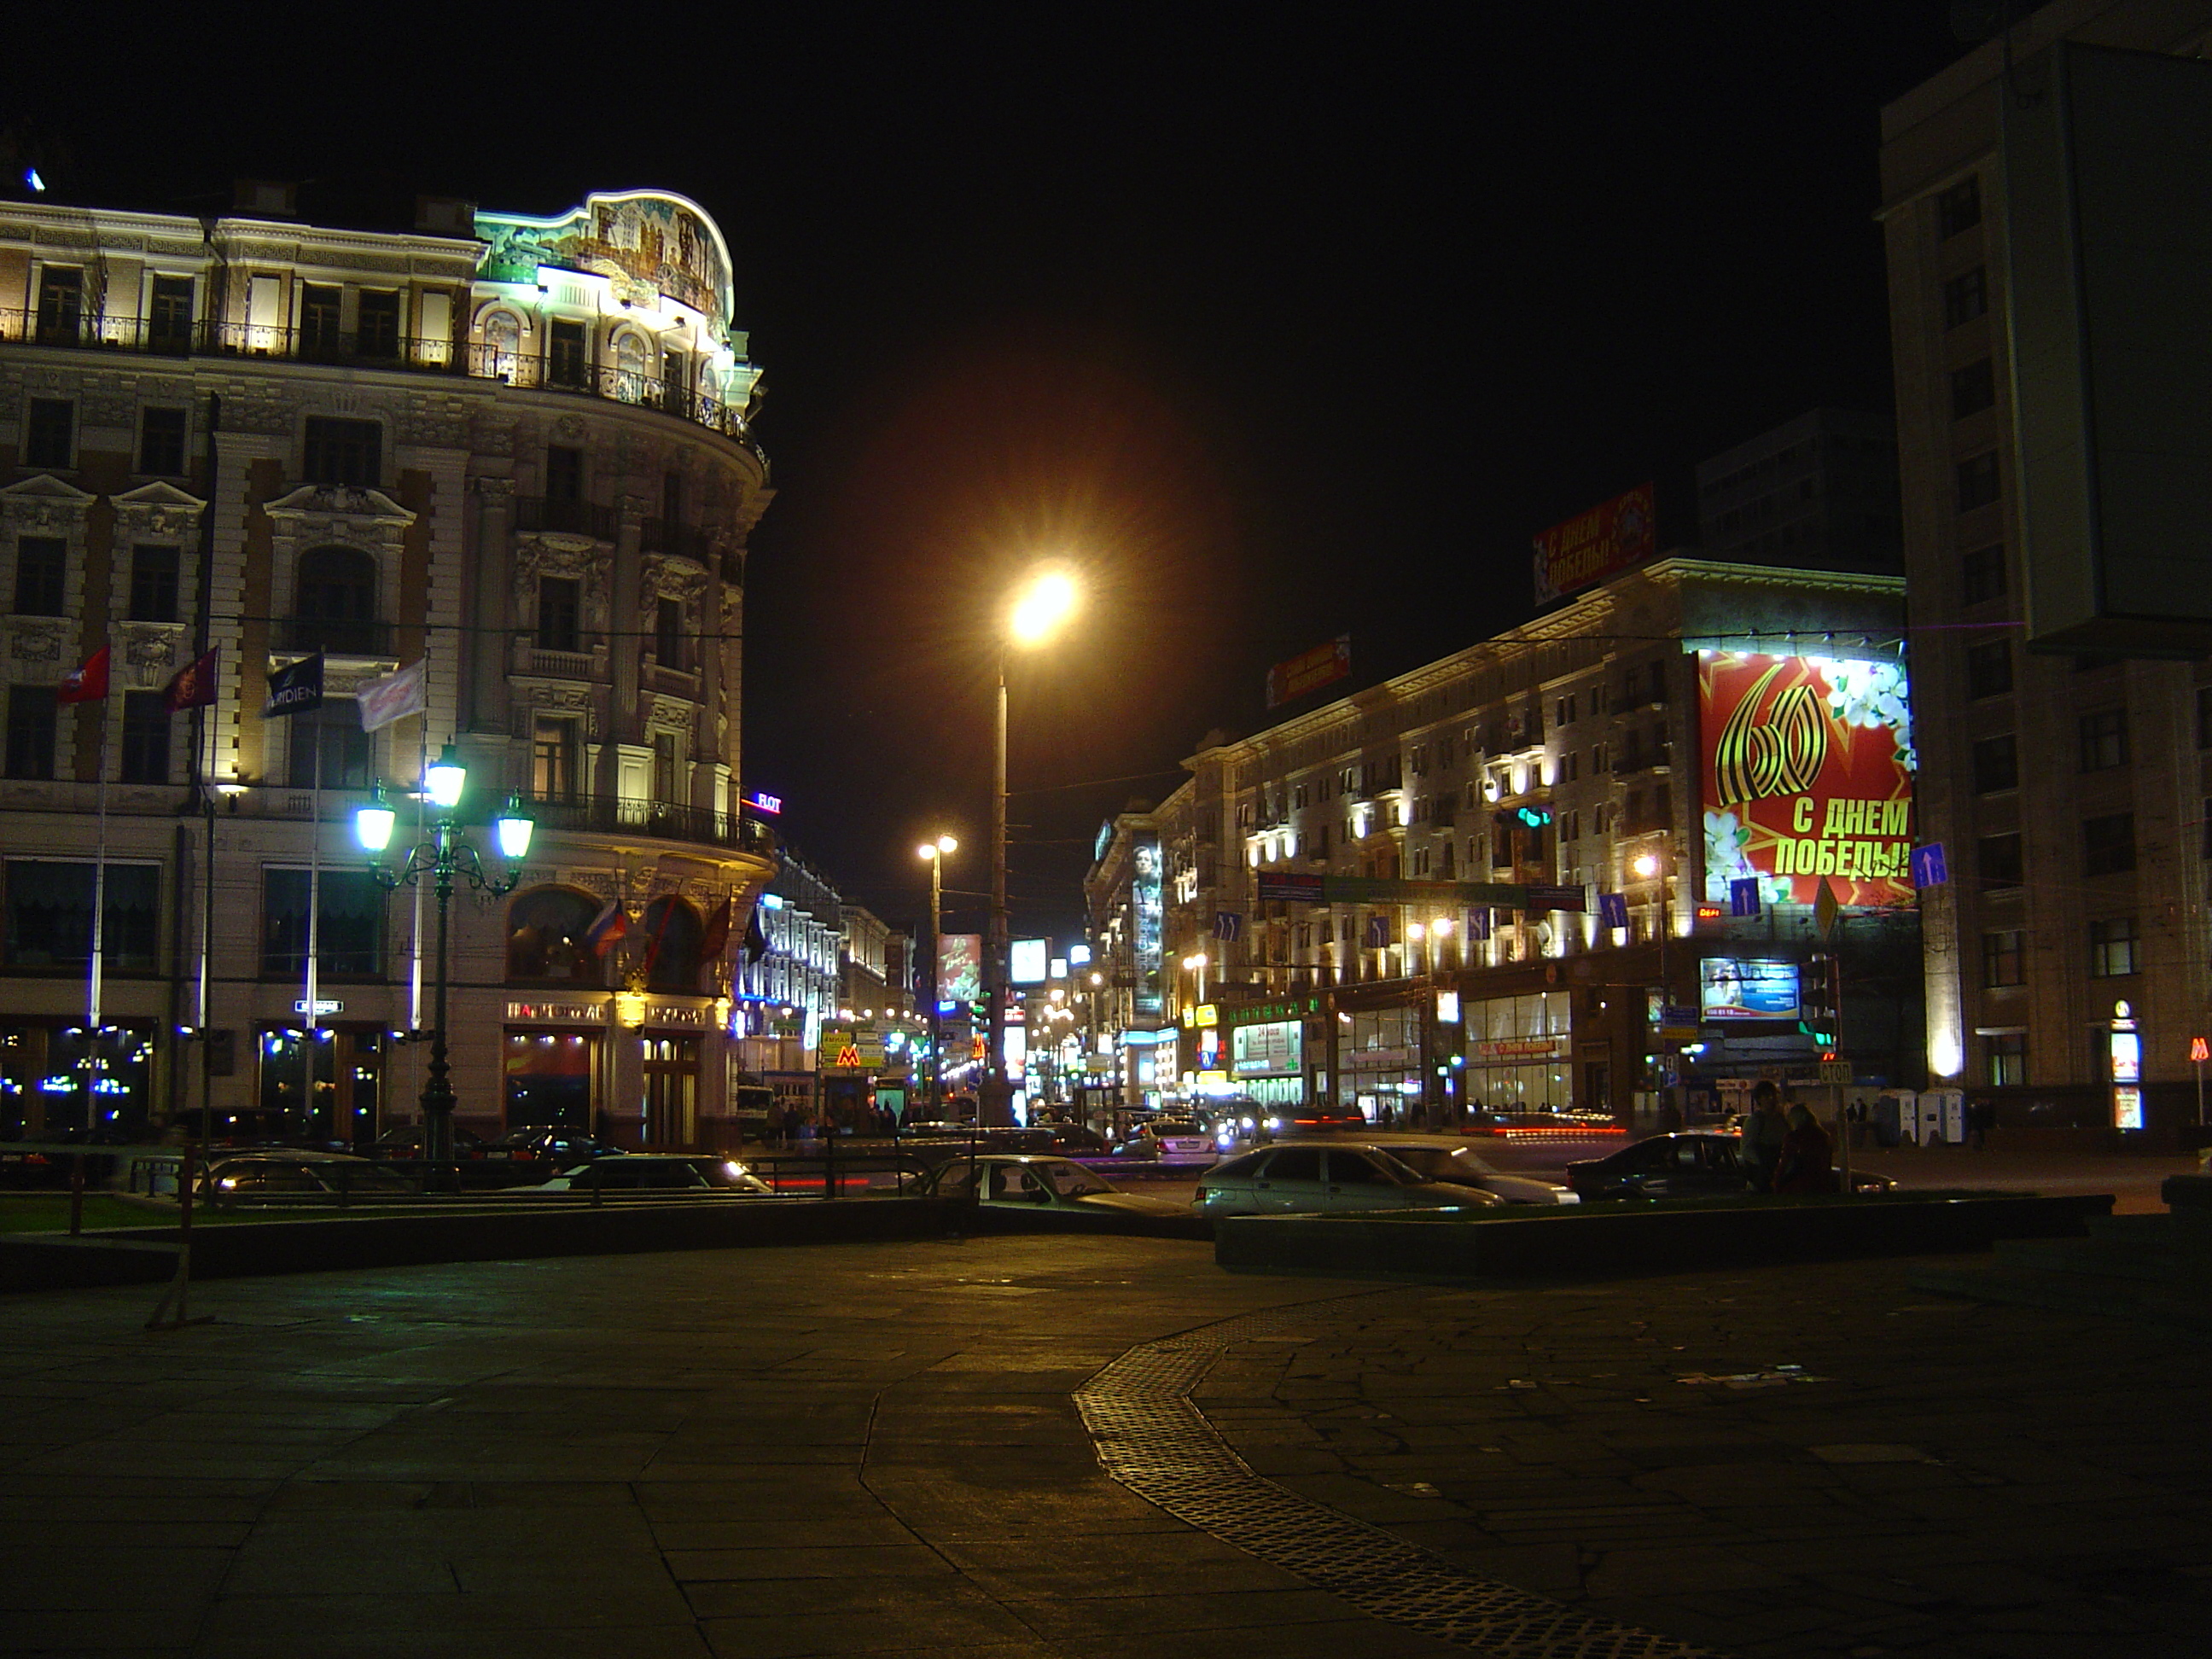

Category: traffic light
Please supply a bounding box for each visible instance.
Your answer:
[1797,954,1837,1048]
[1513,805,1552,828]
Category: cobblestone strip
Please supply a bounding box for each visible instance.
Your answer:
[1074,1298,1720,1659]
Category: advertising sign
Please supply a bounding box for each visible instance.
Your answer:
[1132,834,1164,1016]
[1699,958,1802,1022]
[1265,635,1353,708]
[1231,1020,1301,1078]
[1010,938,1049,986]
[939,934,983,1005]
[477,191,734,326]
[1699,652,1916,908]
[1533,483,1656,605]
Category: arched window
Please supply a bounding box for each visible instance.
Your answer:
[613,330,648,405]
[293,546,380,655]
[640,895,703,993]
[506,887,604,986]
[481,309,521,381]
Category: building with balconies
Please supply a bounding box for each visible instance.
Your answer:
[0,184,777,1150]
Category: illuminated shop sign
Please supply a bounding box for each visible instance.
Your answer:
[939,934,983,1005]
[746,792,783,815]
[1231,1020,1301,1077]
[1010,939,1049,985]
[1699,652,1915,909]
[1132,833,1164,1017]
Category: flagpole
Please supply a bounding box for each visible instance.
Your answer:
[410,713,426,1035]
[305,727,322,1138]
[89,678,108,1035]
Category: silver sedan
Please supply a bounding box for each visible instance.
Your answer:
[1193,1143,1505,1219]
[1378,1139,1580,1204]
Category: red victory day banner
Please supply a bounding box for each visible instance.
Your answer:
[1697,651,1916,910]
[1533,482,1656,605]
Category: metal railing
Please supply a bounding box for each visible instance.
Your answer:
[0,310,765,459]
[514,495,619,539]
[522,792,776,854]
[274,617,396,657]
[642,515,715,562]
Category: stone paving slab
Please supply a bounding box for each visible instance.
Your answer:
[0,1236,2208,1656]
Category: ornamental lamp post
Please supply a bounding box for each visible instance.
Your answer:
[917,834,958,1121]
[354,743,534,1173]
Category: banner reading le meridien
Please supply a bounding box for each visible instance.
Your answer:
[1698,651,1916,908]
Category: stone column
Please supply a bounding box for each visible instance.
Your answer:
[611,495,645,747]
[469,477,516,735]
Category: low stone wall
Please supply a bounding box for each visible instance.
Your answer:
[0,1196,964,1295]
[1214,1192,2113,1280]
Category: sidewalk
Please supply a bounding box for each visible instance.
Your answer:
[1,1237,2205,1656]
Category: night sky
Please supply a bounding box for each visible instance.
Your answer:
[2,4,1964,949]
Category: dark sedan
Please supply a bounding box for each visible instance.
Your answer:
[1565,1132,1893,1200]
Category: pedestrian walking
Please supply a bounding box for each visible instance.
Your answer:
[1968,1097,1994,1150]
[1773,1103,1837,1194]
[1741,1080,1789,1191]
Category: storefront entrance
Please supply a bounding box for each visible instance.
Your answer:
[0,1024,155,1138]
[257,1027,383,1144]
[643,1033,699,1147]
[504,1030,598,1130]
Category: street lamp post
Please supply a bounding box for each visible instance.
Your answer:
[985,568,1079,1126]
[354,744,534,1172]
[917,834,958,1121]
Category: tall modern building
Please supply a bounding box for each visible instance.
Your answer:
[1696,409,1903,575]
[1,184,777,1150]
[1881,0,2212,1137]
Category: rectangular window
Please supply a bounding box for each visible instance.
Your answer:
[662,471,684,527]
[1982,928,2024,989]
[129,544,180,623]
[24,399,73,469]
[545,445,584,502]
[35,266,83,341]
[119,691,169,785]
[2077,708,2128,772]
[1987,1031,2025,1088]
[148,275,195,350]
[4,686,56,780]
[2083,812,2136,876]
[3,859,159,970]
[1977,831,2023,892]
[1962,543,2006,604]
[262,869,384,978]
[355,289,400,358]
[13,536,66,615]
[284,705,372,790]
[1955,451,2000,511]
[2088,916,2139,979]
[532,718,579,798]
[1951,358,1996,419]
[548,320,588,387]
[653,731,682,805]
[1938,175,1982,238]
[1943,265,1988,329]
[138,405,188,475]
[1971,733,2017,795]
[655,596,685,670]
[537,576,581,652]
[301,417,381,487]
[300,283,343,356]
[1966,639,2012,700]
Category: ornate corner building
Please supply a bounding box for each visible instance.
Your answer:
[0,185,779,1150]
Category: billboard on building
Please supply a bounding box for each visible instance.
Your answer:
[939,934,983,1005]
[1699,958,1802,1022]
[1265,636,1352,708]
[1698,651,1915,908]
[476,191,733,325]
[1533,483,1656,605]
[1231,1020,1301,1077]
[1010,938,1049,985]
[1132,834,1164,1017]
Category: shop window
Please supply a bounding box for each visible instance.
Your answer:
[505,1031,599,1131]
[639,894,703,993]
[262,869,384,978]
[505,887,602,985]
[3,860,160,970]
[643,1033,700,1147]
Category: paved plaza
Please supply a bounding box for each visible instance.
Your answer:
[1,1233,2208,1657]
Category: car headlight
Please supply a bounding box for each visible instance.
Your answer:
[1266,1117,1281,1132]
[723,1161,747,1179]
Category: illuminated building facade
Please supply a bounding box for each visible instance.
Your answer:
[0,183,777,1149]
[1098,558,1914,1125]
[1880,0,2212,1136]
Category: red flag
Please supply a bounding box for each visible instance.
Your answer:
[55,646,109,705]
[585,899,629,958]
[162,647,218,713]
[701,896,733,958]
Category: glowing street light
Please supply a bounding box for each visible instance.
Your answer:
[917,832,959,1118]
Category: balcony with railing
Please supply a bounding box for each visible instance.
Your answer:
[0,311,764,460]
[275,617,397,658]
[642,516,715,562]
[522,793,775,856]
[514,496,619,540]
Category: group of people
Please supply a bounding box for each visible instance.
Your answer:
[1738,1080,1837,1194]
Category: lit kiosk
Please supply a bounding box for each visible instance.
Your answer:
[355,745,535,1167]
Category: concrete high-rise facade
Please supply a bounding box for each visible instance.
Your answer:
[1881,0,2212,1137]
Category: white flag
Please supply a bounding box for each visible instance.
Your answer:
[357,659,427,732]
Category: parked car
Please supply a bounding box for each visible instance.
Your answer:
[1193,1144,1505,1218]
[1563,1132,1893,1200]
[503,1155,771,1196]
[1115,1119,1215,1161]
[480,1125,624,1169]
[919,1154,1187,1220]
[197,1150,417,1205]
[370,1124,488,1159]
[1029,1119,1111,1155]
[1381,1139,1580,1204]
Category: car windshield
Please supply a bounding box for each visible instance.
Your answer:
[1359,1147,1423,1184]
[1036,1160,1113,1196]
